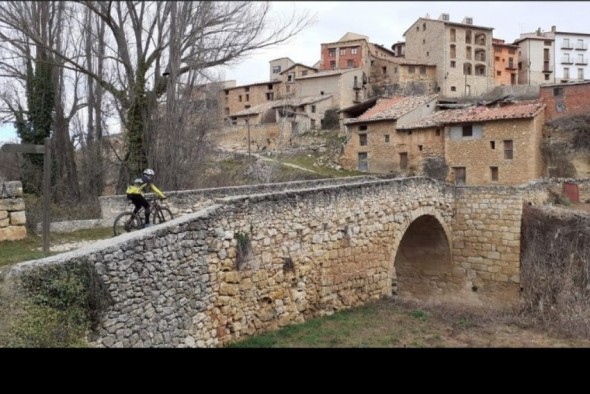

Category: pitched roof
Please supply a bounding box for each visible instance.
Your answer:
[297,68,357,80]
[397,101,546,130]
[271,94,332,108]
[232,101,276,117]
[344,95,438,124]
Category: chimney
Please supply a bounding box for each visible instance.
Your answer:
[551,25,556,32]
[439,13,449,21]
[536,27,542,36]
[462,16,473,25]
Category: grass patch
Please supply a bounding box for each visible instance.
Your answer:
[0,227,113,268]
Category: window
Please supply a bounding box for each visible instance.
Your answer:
[246,94,249,102]
[579,68,585,80]
[466,46,472,60]
[420,66,426,75]
[554,87,563,96]
[385,135,390,143]
[423,23,426,30]
[347,59,354,68]
[423,39,426,45]
[311,119,316,129]
[435,129,441,136]
[399,152,408,170]
[450,44,456,59]
[311,105,316,113]
[490,167,498,182]
[330,61,336,70]
[239,95,242,102]
[266,92,274,100]
[416,26,419,32]
[497,71,501,76]
[465,30,472,44]
[490,141,495,149]
[462,125,473,137]
[329,49,336,57]
[562,38,571,49]
[359,125,367,131]
[286,85,291,93]
[382,66,387,75]
[272,66,281,73]
[408,66,415,74]
[267,84,273,90]
[544,40,552,46]
[578,53,586,64]
[453,167,466,185]
[545,74,550,81]
[495,56,500,61]
[418,145,423,151]
[359,133,367,146]
[504,140,513,159]
[287,73,294,82]
[450,60,456,68]
[564,67,570,79]
[301,70,308,76]
[450,28,456,42]
[451,86,457,91]
[245,87,250,92]
[351,47,358,55]
[244,105,251,110]
[340,48,346,56]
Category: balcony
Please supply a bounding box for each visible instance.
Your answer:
[543,63,553,73]
[561,42,573,50]
[353,82,362,90]
[506,62,517,70]
[575,57,588,65]
[561,57,574,64]
[576,42,588,50]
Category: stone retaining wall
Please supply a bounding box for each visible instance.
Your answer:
[0,181,26,241]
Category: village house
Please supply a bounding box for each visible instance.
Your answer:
[539,80,590,121]
[515,26,590,85]
[492,38,519,85]
[339,95,440,173]
[396,101,546,185]
[403,13,495,99]
[221,80,281,125]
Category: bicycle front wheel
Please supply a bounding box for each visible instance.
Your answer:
[113,212,142,236]
[153,207,174,225]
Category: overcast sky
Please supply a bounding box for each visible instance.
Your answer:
[1,1,589,143]
[220,1,590,85]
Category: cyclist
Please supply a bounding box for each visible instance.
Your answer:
[126,168,166,228]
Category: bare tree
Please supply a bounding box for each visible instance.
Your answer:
[0,1,315,194]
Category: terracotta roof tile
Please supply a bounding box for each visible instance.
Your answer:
[345,95,438,124]
[397,102,546,130]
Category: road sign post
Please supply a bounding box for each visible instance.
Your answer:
[1,138,51,255]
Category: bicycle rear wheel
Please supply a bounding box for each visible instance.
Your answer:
[113,212,142,236]
[153,207,173,225]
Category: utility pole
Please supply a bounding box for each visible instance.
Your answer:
[246,118,251,157]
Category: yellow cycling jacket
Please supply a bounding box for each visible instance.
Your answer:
[126,175,166,199]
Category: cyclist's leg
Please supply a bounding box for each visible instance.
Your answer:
[139,195,150,225]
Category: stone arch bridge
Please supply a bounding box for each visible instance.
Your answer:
[5,176,555,347]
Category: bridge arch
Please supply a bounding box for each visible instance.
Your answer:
[388,208,459,302]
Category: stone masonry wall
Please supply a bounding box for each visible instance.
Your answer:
[452,186,525,304]
[0,181,27,241]
[99,176,378,223]
[8,177,457,348]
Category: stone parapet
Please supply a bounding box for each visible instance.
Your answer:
[0,181,27,241]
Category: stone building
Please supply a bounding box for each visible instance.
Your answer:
[276,63,318,99]
[403,13,495,99]
[340,95,440,173]
[539,80,590,121]
[397,101,546,185]
[492,38,519,86]
[514,28,555,85]
[296,68,367,110]
[221,80,282,125]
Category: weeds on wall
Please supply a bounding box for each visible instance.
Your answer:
[520,206,590,338]
[422,156,449,182]
[235,232,253,271]
[0,261,112,347]
[540,141,577,178]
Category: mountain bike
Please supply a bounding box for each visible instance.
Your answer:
[113,198,174,236]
